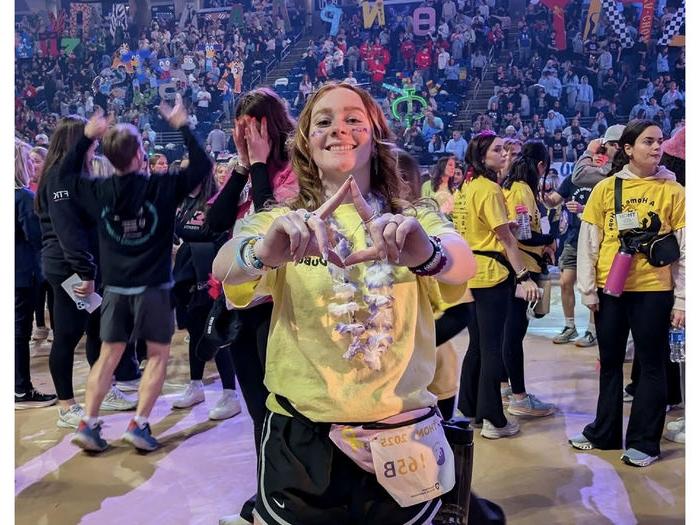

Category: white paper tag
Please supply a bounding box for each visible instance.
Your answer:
[615,211,640,231]
[61,274,102,314]
[370,414,455,508]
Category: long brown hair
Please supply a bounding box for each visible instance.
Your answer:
[234,87,295,173]
[429,155,456,192]
[15,140,32,190]
[289,82,409,212]
[35,116,88,212]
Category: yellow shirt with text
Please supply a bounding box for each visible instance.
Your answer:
[582,176,685,291]
[223,203,467,423]
[502,181,544,273]
[452,175,510,288]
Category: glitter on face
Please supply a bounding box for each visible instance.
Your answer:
[310,129,326,138]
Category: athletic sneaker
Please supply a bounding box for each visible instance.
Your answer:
[172,381,205,409]
[507,393,556,417]
[623,390,634,403]
[15,389,57,409]
[46,329,54,343]
[31,326,50,342]
[501,385,512,407]
[209,390,242,421]
[553,326,579,344]
[57,404,85,429]
[122,420,160,452]
[664,417,685,444]
[71,420,108,452]
[115,378,141,392]
[219,514,251,525]
[100,386,137,411]
[621,448,659,467]
[569,433,595,450]
[575,331,597,347]
[481,417,520,439]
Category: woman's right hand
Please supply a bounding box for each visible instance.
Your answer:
[232,116,251,168]
[253,177,353,268]
[519,278,540,303]
[245,116,271,165]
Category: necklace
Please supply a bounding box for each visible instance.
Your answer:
[326,193,395,371]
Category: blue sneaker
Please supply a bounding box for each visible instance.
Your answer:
[621,448,659,467]
[71,420,108,452]
[569,433,596,451]
[122,420,160,452]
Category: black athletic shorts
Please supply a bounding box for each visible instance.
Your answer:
[100,288,175,344]
[254,411,442,525]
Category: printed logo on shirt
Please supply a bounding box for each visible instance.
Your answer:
[53,190,70,202]
[100,201,159,246]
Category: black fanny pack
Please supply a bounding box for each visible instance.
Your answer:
[615,177,680,268]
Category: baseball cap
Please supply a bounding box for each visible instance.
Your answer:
[35,133,49,145]
[602,124,625,144]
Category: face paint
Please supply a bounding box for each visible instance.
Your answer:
[351,127,369,134]
[310,129,326,138]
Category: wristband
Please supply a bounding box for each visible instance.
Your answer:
[409,236,448,277]
[515,270,531,284]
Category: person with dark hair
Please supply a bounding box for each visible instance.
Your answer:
[570,120,685,467]
[68,95,211,453]
[35,116,138,429]
[170,164,240,420]
[453,132,540,439]
[421,155,456,215]
[499,141,556,417]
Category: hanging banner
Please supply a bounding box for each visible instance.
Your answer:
[601,0,634,48]
[70,3,93,35]
[583,0,601,39]
[109,3,129,39]
[658,0,685,47]
[540,0,571,50]
[638,0,656,42]
[361,0,386,28]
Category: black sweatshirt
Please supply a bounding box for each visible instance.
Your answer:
[37,162,99,283]
[204,162,275,234]
[61,126,212,288]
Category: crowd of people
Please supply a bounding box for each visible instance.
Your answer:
[15,1,686,524]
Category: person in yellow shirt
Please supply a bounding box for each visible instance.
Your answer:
[500,141,557,417]
[420,154,457,216]
[570,120,685,468]
[452,132,540,440]
[213,83,476,524]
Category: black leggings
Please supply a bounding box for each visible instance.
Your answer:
[46,277,140,400]
[185,303,236,390]
[626,350,683,406]
[458,281,512,428]
[229,302,273,457]
[583,289,673,456]
[16,287,35,394]
[34,279,54,329]
[435,303,471,420]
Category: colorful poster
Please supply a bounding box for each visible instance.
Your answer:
[361,0,386,28]
[638,0,656,42]
[583,0,601,39]
[413,7,435,36]
[231,59,244,94]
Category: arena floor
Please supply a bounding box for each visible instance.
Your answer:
[15,285,685,525]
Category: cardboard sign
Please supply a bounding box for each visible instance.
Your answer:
[361,0,386,28]
[321,5,343,36]
[413,7,435,36]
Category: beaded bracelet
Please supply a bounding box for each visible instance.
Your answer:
[409,236,448,277]
[236,236,278,276]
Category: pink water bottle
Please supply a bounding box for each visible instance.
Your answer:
[603,249,634,297]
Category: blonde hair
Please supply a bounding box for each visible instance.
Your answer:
[15,140,33,189]
[289,82,409,213]
[92,155,116,178]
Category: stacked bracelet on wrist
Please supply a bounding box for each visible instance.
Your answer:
[515,268,531,284]
[409,236,448,277]
[236,236,278,276]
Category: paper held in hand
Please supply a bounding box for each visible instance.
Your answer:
[61,274,102,314]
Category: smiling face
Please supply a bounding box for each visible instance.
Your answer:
[625,125,663,176]
[308,87,373,180]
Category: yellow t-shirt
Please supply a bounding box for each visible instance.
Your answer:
[502,181,544,273]
[223,203,467,423]
[421,180,454,215]
[452,175,510,288]
[582,176,685,291]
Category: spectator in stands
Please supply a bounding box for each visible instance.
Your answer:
[547,128,568,163]
[471,48,487,81]
[661,81,684,112]
[429,133,446,154]
[207,123,228,155]
[446,130,468,162]
[576,75,594,117]
[422,109,445,142]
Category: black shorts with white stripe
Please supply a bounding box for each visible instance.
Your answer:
[254,411,442,525]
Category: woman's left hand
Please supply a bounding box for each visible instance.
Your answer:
[343,180,433,267]
[245,116,271,165]
[671,309,685,329]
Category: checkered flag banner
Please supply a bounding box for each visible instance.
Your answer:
[602,0,634,48]
[658,0,685,47]
[109,3,128,39]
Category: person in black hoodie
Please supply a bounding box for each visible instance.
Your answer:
[35,117,141,430]
[68,95,211,453]
[15,139,57,409]
[171,163,241,421]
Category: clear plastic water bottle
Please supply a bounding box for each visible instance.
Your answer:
[669,327,685,363]
[515,204,532,240]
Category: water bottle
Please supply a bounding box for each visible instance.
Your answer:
[515,204,532,240]
[433,418,474,525]
[603,248,634,297]
[669,327,685,363]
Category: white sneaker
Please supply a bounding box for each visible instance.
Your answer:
[172,381,205,409]
[219,514,251,525]
[666,416,685,432]
[57,404,85,429]
[480,417,520,439]
[31,326,50,341]
[46,329,54,343]
[209,389,242,421]
[101,386,137,411]
[115,378,141,392]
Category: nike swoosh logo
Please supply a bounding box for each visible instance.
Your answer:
[272,497,285,509]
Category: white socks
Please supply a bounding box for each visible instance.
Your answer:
[565,318,576,329]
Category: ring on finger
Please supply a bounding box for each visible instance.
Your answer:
[302,211,316,226]
[386,220,400,227]
[363,212,380,225]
